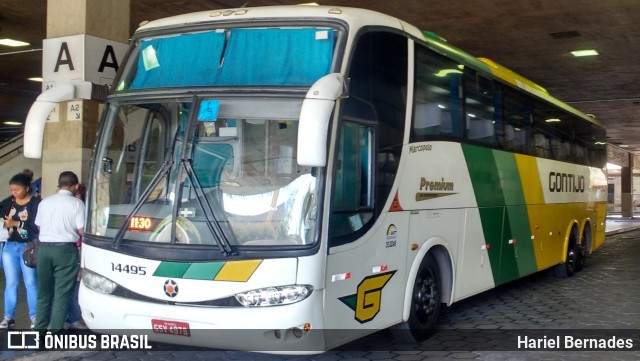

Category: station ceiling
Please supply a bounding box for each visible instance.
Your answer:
[1,0,639,159]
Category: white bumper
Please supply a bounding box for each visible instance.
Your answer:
[79,282,326,353]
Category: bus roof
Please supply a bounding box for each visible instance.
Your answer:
[136,5,424,39]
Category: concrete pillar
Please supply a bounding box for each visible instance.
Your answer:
[41,0,130,196]
[621,152,634,218]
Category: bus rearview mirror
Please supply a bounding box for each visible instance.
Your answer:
[297,73,345,167]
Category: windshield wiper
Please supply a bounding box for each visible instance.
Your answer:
[181,159,237,256]
[112,160,173,249]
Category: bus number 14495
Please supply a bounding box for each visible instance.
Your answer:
[111,263,147,275]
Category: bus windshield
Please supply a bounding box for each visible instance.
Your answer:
[116,27,336,90]
[87,96,319,252]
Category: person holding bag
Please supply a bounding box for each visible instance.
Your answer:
[0,170,40,329]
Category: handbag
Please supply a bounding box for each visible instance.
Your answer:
[22,237,40,268]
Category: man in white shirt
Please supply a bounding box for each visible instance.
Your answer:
[34,171,85,333]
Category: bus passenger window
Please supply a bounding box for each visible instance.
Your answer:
[503,87,532,154]
[411,45,463,141]
[534,133,551,158]
[413,103,442,135]
[465,72,497,145]
[467,117,495,143]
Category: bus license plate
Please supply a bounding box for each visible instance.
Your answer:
[151,319,191,337]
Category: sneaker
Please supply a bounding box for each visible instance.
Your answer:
[68,320,87,330]
[0,317,15,329]
[30,316,36,330]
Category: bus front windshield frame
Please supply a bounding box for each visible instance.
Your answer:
[115,26,338,91]
[87,96,321,257]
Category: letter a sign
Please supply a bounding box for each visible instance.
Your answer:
[42,34,128,91]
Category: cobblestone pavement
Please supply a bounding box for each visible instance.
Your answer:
[3,227,639,361]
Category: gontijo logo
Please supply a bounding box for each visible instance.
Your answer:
[548,172,585,193]
[339,271,396,323]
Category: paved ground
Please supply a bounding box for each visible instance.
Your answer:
[2,219,639,360]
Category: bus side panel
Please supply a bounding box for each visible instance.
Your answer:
[462,145,538,286]
[534,158,606,259]
[323,211,409,349]
[399,142,496,302]
[453,207,495,301]
[407,208,463,300]
[593,202,607,251]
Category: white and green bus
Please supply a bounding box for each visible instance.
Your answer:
[24,5,607,352]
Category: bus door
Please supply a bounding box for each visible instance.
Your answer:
[322,99,408,347]
[321,30,409,347]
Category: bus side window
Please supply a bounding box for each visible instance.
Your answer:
[411,45,463,141]
[465,71,498,146]
[502,86,533,154]
[534,133,551,158]
[413,103,442,135]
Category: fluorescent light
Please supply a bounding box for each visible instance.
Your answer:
[28,77,43,82]
[0,38,30,47]
[619,144,630,148]
[545,118,561,123]
[606,163,621,170]
[4,121,23,126]
[571,49,598,57]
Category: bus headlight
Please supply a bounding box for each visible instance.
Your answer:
[82,268,117,294]
[235,285,313,307]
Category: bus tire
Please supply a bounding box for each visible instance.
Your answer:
[393,253,442,342]
[575,241,586,272]
[575,226,590,272]
[554,240,577,278]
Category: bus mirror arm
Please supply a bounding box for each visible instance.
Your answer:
[297,73,345,167]
[24,81,108,159]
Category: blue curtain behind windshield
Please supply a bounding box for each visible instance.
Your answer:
[130,32,225,89]
[215,28,334,86]
[128,28,334,89]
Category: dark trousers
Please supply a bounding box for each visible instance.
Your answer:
[35,243,79,332]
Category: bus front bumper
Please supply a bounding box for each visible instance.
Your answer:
[78,282,326,353]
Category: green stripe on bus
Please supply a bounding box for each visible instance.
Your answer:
[182,262,225,280]
[462,144,537,285]
[153,261,191,277]
[493,151,537,278]
[462,145,505,283]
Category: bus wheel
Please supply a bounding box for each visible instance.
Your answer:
[393,254,442,342]
[575,241,586,272]
[554,241,577,278]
